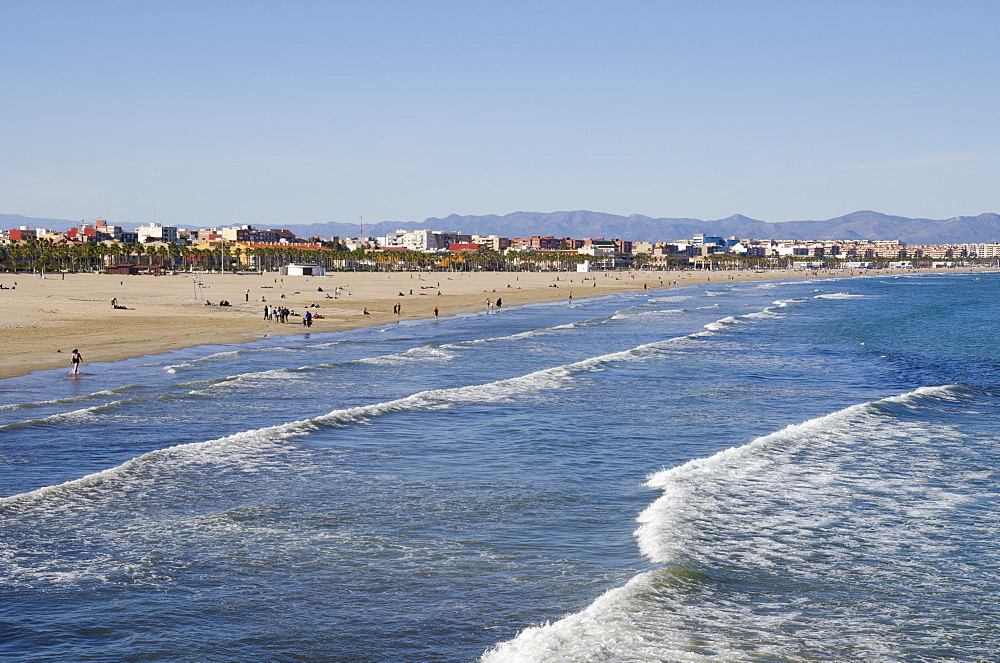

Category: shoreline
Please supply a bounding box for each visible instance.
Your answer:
[1,267,992,381]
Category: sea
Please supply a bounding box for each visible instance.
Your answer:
[1,271,998,662]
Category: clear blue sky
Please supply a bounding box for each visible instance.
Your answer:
[2,0,998,227]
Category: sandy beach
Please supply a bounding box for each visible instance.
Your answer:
[0,267,986,380]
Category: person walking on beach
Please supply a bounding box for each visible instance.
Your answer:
[433,306,439,319]
[70,349,82,375]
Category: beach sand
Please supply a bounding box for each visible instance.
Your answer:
[0,267,982,380]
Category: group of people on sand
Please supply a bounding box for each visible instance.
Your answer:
[264,305,293,323]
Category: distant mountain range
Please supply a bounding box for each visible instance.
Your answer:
[3,210,999,245]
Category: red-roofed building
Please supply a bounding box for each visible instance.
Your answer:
[9,228,37,241]
[66,225,100,241]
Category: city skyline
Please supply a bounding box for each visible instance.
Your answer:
[2,1,998,227]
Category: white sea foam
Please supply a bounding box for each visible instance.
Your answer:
[441,316,611,349]
[772,297,807,308]
[353,345,457,365]
[610,308,686,320]
[743,309,781,319]
[0,397,149,430]
[483,385,973,662]
[702,315,741,332]
[164,345,308,372]
[184,367,305,396]
[0,385,141,411]
[813,292,864,299]
[447,328,551,347]
[636,384,963,564]
[0,418,320,511]
[648,295,693,303]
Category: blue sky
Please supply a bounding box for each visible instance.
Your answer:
[2,0,998,227]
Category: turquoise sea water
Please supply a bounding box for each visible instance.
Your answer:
[1,272,998,662]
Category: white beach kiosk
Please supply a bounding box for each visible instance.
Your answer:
[279,263,326,276]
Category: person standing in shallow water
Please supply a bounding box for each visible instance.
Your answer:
[70,349,82,375]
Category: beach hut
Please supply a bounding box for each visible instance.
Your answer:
[104,264,140,275]
[279,263,326,276]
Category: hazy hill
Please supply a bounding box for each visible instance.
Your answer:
[0,213,88,231]
[4,211,999,244]
[293,210,1000,244]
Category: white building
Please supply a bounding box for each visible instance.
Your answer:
[378,229,471,252]
[279,263,326,276]
[775,244,812,257]
[959,243,1000,258]
[136,223,179,243]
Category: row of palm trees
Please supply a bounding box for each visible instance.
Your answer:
[0,239,604,273]
[0,239,185,273]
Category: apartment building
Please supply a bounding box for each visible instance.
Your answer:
[136,223,179,243]
[221,225,280,243]
[379,229,472,252]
